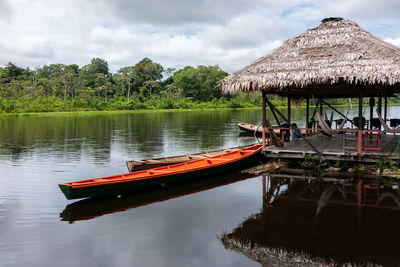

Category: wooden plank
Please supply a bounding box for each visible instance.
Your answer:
[381,135,398,154]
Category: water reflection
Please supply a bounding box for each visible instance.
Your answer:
[221,175,400,266]
[61,172,256,223]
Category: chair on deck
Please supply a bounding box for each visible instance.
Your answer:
[371,118,381,129]
[352,116,366,129]
[390,119,400,129]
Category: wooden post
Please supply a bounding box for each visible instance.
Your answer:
[287,97,291,125]
[262,90,267,148]
[369,97,374,130]
[384,95,388,123]
[357,130,363,154]
[358,95,363,130]
[269,104,281,127]
[358,95,363,154]
[378,96,382,130]
[319,98,323,116]
[306,98,309,127]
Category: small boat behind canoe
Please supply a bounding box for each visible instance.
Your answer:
[126,144,255,172]
[59,144,262,200]
[238,123,308,136]
[238,123,264,135]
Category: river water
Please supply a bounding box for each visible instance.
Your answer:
[0,107,400,267]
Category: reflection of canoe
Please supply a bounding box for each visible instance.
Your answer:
[59,144,262,200]
[126,144,255,172]
[60,172,256,223]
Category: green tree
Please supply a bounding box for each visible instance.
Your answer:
[84,58,109,75]
[134,58,163,95]
[80,58,109,88]
[116,66,137,101]
[61,64,79,102]
[169,65,227,101]
[4,62,24,81]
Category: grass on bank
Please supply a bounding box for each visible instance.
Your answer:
[1,94,399,115]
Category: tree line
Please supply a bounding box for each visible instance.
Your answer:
[0,57,266,113]
[1,57,397,114]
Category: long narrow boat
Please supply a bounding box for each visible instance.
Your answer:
[238,123,264,135]
[238,123,309,136]
[59,144,262,200]
[126,144,255,172]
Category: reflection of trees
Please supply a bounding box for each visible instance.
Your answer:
[222,176,400,266]
[169,110,232,149]
[0,114,114,162]
[0,109,264,162]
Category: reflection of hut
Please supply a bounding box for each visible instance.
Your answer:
[221,177,400,266]
[220,18,400,159]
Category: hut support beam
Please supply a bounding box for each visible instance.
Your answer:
[311,98,321,120]
[306,98,309,127]
[265,98,324,159]
[384,95,388,122]
[357,95,363,153]
[369,97,374,130]
[378,96,382,130]
[321,100,356,127]
[262,90,267,147]
[358,95,363,129]
[287,97,291,125]
[269,100,281,127]
[320,98,323,117]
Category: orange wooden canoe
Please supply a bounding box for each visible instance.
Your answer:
[59,144,263,200]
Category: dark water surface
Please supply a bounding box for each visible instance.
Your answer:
[1,107,400,267]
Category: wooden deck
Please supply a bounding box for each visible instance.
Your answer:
[262,133,400,162]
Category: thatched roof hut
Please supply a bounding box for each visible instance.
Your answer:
[220,18,400,98]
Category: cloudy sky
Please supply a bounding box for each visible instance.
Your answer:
[1,0,400,73]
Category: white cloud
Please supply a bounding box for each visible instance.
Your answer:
[0,0,400,73]
[0,0,11,18]
[385,37,400,47]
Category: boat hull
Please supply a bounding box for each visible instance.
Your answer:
[59,146,262,200]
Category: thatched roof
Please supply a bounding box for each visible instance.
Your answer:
[220,17,400,98]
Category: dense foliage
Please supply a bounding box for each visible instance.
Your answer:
[0,58,399,114]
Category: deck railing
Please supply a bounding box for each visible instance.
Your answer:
[262,127,400,154]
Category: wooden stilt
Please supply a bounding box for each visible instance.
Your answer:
[306,98,310,135]
[287,97,291,125]
[311,99,320,118]
[306,98,309,126]
[262,90,267,148]
[358,95,363,153]
[358,95,363,130]
[320,98,323,116]
[369,97,374,130]
[270,102,281,127]
[378,96,382,130]
[384,95,388,123]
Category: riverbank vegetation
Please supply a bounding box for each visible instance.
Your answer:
[1,58,399,114]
